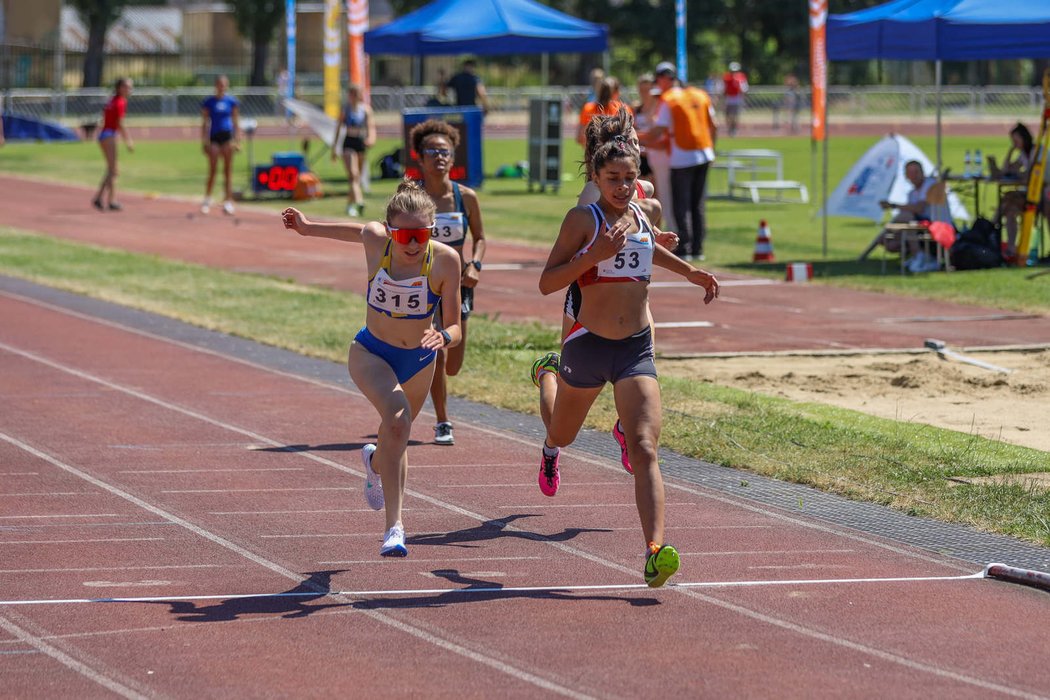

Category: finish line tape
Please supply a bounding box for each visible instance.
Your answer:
[0,570,992,606]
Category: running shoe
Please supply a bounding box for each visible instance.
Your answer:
[346,204,359,217]
[222,200,235,216]
[92,198,104,211]
[644,544,680,588]
[380,524,408,557]
[530,351,560,388]
[108,202,123,211]
[200,198,212,214]
[434,421,454,446]
[612,419,633,475]
[538,447,560,497]
[361,443,384,511]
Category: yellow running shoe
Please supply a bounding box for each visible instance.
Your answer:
[530,352,560,388]
[644,544,680,588]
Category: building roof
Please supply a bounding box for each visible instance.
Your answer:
[61,6,182,54]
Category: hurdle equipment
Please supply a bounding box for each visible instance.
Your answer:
[786,262,812,282]
[752,220,775,262]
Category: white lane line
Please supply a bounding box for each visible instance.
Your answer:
[0,565,234,574]
[1,299,1028,695]
[0,614,146,699]
[260,533,376,539]
[0,570,988,606]
[210,508,400,515]
[434,482,625,488]
[0,538,164,545]
[161,487,351,494]
[0,492,95,497]
[650,279,780,288]
[0,513,123,520]
[317,556,544,565]
[0,472,38,476]
[0,429,593,699]
[120,468,305,474]
[678,549,855,556]
[652,321,714,329]
[497,503,698,509]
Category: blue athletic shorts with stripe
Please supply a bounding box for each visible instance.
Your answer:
[353,326,436,385]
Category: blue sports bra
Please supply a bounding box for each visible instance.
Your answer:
[366,240,441,319]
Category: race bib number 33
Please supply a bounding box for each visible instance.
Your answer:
[432,212,466,245]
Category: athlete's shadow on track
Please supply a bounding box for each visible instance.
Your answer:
[355,569,659,609]
[140,570,349,623]
[257,440,425,453]
[408,514,610,549]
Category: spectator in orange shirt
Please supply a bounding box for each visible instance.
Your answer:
[577,77,632,146]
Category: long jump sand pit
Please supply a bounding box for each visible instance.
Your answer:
[664,349,1050,453]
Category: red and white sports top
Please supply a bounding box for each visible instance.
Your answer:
[576,201,655,287]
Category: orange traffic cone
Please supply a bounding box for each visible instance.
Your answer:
[753,220,775,262]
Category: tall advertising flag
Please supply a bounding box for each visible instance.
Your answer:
[675,0,687,84]
[286,0,296,111]
[323,0,341,118]
[347,0,370,102]
[809,0,827,141]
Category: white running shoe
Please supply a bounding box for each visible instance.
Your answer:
[380,524,408,557]
[434,421,454,445]
[222,200,235,216]
[200,198,212,214]
[361,443,384,511]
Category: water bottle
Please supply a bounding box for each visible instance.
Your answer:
[975,149,983,177]
[1028,241,1039,267]
[964,150,972,177]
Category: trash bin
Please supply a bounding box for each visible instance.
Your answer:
[401,107,484,188]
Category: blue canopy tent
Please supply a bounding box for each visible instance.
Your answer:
[828,0,1050,166]
[364,0,608,57]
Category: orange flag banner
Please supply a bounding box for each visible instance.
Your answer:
[809,0,828,142]
[347,0,370,102]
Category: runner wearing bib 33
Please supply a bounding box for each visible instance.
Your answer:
[409,119,487,447]
[281,181,463,558]
[530,136,719,587]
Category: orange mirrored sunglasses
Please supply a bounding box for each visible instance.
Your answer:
[386,224,434,245]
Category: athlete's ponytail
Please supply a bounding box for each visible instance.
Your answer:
[386,179,437,223]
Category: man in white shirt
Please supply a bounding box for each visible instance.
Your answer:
[874,160,938,270]
[647,62,717,261]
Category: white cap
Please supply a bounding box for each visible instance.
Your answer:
[729,62,741,72]
[654,62,676,77]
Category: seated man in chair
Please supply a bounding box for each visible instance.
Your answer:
[860,160,942,271]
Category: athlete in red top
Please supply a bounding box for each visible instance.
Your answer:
[93,78,134,211]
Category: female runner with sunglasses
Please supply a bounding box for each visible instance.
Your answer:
[408,119,486,447]
[530,137,718,587]
[281,181,462,557]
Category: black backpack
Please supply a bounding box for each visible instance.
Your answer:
[376,148,403,180]
[950,217,1004,270]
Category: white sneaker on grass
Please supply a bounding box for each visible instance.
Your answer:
[361,443,384,511]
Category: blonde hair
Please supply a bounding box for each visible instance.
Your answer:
[386,180,436,223]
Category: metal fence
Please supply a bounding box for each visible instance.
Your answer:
[3,85,1046,123]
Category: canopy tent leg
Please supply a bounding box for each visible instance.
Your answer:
[541,52,549,96]
[936,60,943,172]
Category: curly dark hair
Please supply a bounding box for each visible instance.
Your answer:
[409,119,460,156]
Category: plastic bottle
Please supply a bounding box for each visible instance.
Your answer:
[975,149,983,177]
[964,150,972,177]
[1028,241,1039,267]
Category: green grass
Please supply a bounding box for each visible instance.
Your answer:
[3,132,1048,312]
[1,226,1047,545]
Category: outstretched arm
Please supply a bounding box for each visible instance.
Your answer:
[653,245,719,304]
[282,207,368,243]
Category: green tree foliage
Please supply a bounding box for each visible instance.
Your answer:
[228,0,286,86]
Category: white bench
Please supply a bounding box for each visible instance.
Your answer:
[729,179,809,204]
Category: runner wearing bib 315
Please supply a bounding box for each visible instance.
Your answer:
[409,119,487,447]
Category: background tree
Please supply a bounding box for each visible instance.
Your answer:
[68,0,129,88]
[228,0,286,86]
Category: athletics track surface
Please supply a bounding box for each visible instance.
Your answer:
[1,278,1049,698]
[2,175,1049,356]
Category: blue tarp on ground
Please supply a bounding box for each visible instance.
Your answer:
[2,114,79,142]
[364,0,607,55]
[828,0,1050,60]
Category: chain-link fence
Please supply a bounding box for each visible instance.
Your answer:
[4,85,1047,124]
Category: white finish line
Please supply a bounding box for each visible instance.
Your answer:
[653,321,714,329]
[0,571,988,606]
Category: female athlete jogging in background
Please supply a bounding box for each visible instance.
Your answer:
[332,84,376,218]
[530,136,718,587]
[408,119,486,447]
[200,75,241,216]
[282,181,462,557]
[92,78,134,211]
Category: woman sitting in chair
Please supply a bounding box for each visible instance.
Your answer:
[988,123,1046,263]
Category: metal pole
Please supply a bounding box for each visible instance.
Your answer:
[822,119,829,258]
[935,59,943,172]
[675,0,687,83]
[541,52,548,97]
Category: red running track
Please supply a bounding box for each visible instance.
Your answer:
[1,290,1049,697]
[3,174,1049,355]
